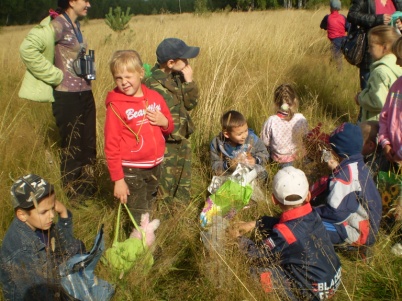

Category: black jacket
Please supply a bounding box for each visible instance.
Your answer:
[347,0,402,69]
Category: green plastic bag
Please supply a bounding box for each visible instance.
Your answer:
[377,170,402,217]
[209,179,253,215]
[103,204,154,275]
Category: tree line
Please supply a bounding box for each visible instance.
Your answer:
[0,0,346,26]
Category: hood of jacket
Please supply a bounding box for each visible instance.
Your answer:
[106,84,150,106]
[370,54,402,78]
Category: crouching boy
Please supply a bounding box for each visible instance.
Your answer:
[210,110,269,178]
[231,167,341,300]
[0,174,83,300]
[315,123,382,250]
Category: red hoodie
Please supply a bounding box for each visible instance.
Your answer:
[104,84,174,181]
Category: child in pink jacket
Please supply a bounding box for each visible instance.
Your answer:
[379,36,402,165]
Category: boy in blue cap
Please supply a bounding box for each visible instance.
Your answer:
[0,174,83,300]
[314,123,382,254]
[145,38,200,205]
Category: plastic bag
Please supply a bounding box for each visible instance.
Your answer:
[103,204,154,275]
[200,165,256,228]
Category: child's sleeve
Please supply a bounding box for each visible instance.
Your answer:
[56,211,85,256]
[19,21,63,87]
[320,15,329,30]
[260,118,272,148]
[210,137,227,174]
[378,93,392,147]
[250,131,269,165]
[104,102,125,181]
[358,69,392,115]
[158,94,174,135]
[182,81,199,111]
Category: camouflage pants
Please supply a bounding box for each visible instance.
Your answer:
[123,165,160,225]
[160,139,192,203]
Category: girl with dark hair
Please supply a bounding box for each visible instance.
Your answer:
[51,0,97,201]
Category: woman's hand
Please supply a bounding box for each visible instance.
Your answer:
[383,14,392,25]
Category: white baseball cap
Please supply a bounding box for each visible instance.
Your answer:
[272,166,309,205]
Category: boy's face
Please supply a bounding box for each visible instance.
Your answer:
[362,140,376,156]
[114,67,144,97]
[19,194,56,231]
[168,58,188,72]
[224,123,249,145]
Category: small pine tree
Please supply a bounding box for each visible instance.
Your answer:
[104,6,133,32]
[194,0,209,14]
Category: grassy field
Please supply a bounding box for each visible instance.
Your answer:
[0,8,401,301]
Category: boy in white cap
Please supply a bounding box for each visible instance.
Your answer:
[231,167,341,300]
[0,174,83,300]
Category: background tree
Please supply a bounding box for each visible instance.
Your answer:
[0,0,334,25]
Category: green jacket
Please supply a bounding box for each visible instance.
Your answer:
[18,17,63,103]
[144,64,199,142]
[358,54,402,122]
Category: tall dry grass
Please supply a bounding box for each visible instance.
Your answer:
[0,9,401,301]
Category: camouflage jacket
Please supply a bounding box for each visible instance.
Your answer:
[144,64,199,142]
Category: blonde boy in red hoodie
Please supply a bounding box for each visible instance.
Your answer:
[104,50,174,225]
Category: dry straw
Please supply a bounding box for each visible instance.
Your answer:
[0,9,400,301]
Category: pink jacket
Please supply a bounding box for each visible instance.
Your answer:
[379,77,402,161]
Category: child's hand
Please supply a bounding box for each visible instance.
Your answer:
[383,144,395,162]
[114,179,130,204]
[228,221,256,238]
[146,109,168,129]
[244,153,256,167]
[54,200,68,218]
[227,157,240,171]
[181,65,193,83]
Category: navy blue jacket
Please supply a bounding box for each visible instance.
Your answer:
[315,154,382,245]
[0,212,82,301]
[242,203,342,300]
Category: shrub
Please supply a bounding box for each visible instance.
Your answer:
[104,6,133,32]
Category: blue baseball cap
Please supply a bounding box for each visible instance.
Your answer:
[156,38,200,64]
